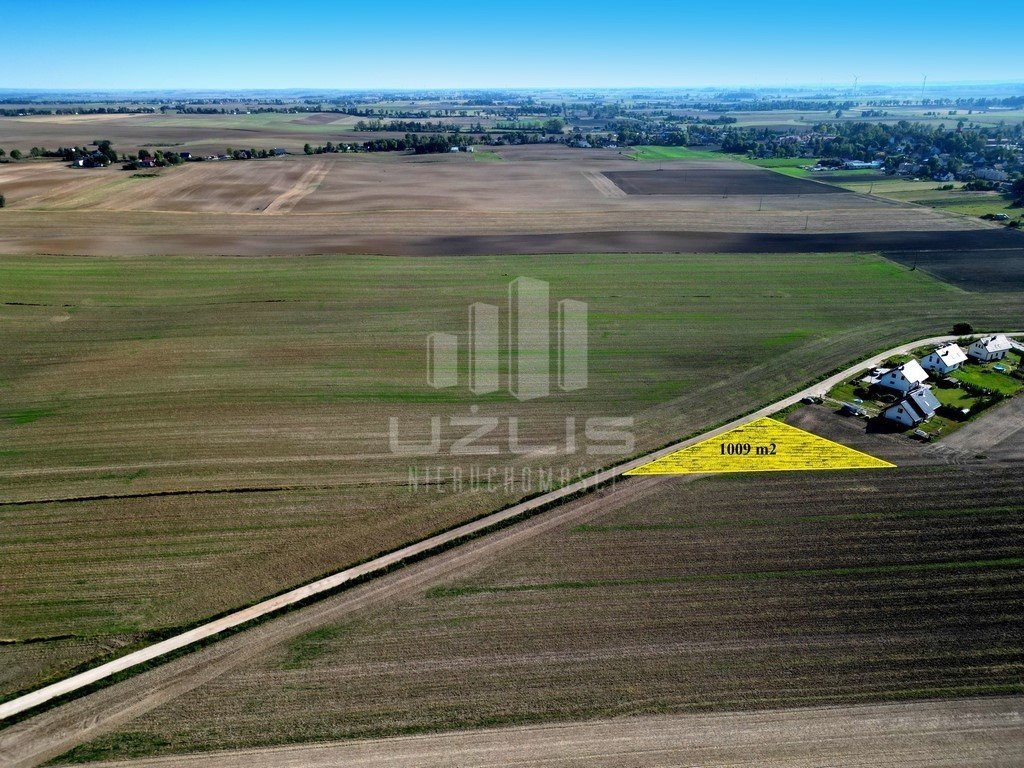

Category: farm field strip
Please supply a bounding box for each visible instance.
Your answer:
[0,331,1013,723]
[603,168,845,196]
[37,424,1024,763]
[0,210,1005,261]
[61,697,1024,768]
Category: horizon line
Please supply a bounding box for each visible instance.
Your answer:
[2,80,1024,93]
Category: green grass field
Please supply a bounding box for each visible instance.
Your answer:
[0,251,1014,703]
[629,145,728,161]
[953,359,1024,396]
[933,385,982,410]
[826,177,1020,221]
[628,146,825,177]
[628,147,1019,224]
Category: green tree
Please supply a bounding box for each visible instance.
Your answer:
[543,118,565,134]
[1012,178,1024,202]
[10,149,22,160]
[304,143,313,155]
[0,192,5,208]
[93,140,117,163]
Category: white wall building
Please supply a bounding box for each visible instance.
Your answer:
[920,343,967,375]
[883,386,941,427]
[877,359,929,393]
[968,334,1012,362]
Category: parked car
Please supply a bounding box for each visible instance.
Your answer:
[840,402,865,417]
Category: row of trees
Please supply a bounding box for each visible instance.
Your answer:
[226,147,280,159]
[354,119,478,133]
[303,133,477,155]
[364,133,473,154]
[0,142,119,164]
[304,141,350,154]
[122,148,186,169]
[0,107,156,116]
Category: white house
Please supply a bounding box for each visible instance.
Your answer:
[968,334,1012,362]
[920,343,967,375]
[877,359,929,393]
[883,386,941,427]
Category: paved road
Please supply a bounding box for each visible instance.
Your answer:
[75,697,1024,768]
[1,332,1019,726]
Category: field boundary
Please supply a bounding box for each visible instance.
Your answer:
[1,332,1021,725]
[69,696,1024,768]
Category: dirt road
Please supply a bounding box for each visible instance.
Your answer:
[76,698,1024,768]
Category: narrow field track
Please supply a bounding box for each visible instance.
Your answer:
[75,697,1024,768]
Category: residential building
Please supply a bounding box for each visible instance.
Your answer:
[883,386,941,427]
[920,343,967,374]
[968,334,1012,362]
[974,168,1008,182]
[877,359,929,393]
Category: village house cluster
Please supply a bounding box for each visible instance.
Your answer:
[858,335,1017,428]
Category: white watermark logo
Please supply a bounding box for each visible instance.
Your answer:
[389,276,634,466]
[426,276,587,401]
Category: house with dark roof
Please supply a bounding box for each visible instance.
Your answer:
[882,386,941,427]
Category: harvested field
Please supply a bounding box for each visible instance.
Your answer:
[0,148,995,259]
[0,113,362,155]
[2,252,1012,702]
[261,158,329,214]
[59,698,1024,768]
[882,246,1024,292]
[603,168,845,196]
[5,160,317,214]
[46,425,1024,761]
[0,210,1008,260]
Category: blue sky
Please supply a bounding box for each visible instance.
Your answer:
[7,1,1023,89]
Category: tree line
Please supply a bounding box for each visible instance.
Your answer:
[303,133,477,155]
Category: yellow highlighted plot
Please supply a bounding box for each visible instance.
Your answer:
[626,417,895,475]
